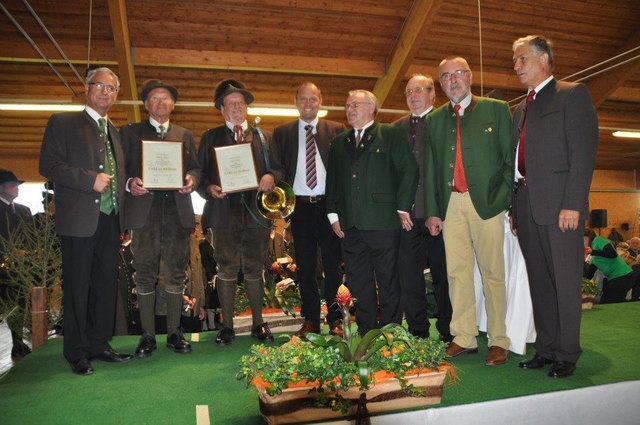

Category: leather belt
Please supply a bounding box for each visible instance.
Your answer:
[296,195,324,203]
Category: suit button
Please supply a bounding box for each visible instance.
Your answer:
[99,164,104,170]
[352,174,357,178]
[449,163,454,168]
[99,148,104,153]
[94,199,100,204]
[447,182,452,187]
[451,146,455,150]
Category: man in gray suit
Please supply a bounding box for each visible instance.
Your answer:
[270,82,345,338]
[511,35,598,378]
[394,75,452,342]
[120,79,200,357]
[40,67,132,375]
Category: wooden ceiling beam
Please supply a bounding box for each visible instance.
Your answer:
[372,0,441,107]
[107,0,139,122]
[587,30,640,108]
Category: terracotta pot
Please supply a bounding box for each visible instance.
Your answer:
[256,369,447,425]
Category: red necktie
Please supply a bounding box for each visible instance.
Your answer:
[453,104,468,192]
[234,125,243,143]
[304,125,317,189]
[517,90,536,177]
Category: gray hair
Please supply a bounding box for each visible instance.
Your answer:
[348,89,378,114]
[86,67,121,90]
[513,35,555,72]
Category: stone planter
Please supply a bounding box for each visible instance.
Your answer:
[256,369,447,424]
[582,293,595,310]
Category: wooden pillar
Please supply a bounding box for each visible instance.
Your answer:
[31,286,48,350]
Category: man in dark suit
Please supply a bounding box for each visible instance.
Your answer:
[197,79,275,346]
[0,169,33,360]
[120,79,200,357]
[424,57,512,366]
[326,89,418,336]
[270,82,345,338]
[39,67,132,375]
[511,35,598,378]
[394,75,452,342]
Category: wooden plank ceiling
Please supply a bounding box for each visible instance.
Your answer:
[0,0,639,180]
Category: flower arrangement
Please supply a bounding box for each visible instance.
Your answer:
[581,277,599,296]
[238,285,451,414]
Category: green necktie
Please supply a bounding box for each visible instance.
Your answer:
[158,124,166,140]
[98,118,118,214]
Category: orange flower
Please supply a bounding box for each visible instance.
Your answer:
[335,284,353,307]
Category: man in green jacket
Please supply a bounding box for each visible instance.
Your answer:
[424,57,512,366]
[326,89,418,336]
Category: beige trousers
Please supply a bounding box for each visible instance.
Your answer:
[442,191,510,349]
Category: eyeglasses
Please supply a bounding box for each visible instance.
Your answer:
[439,69,470,82]
[405,86,434,96]
[88,81,118,93]
[345,101,372,110]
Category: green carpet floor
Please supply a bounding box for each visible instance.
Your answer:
[0,303,638,424]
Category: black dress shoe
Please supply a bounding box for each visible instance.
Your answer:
[96,347,133,363]
[251,323,274,343]
[70,358,94,376]
[548,361,576,378]
[167,331,192,353]
[135,333,157,358]
[519,353,554,369]
[439,333,454,344]
[215,327,236,346]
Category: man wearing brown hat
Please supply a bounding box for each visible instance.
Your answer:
[120,79,201,357]
[197,79,275,346]
[0,169,33,360]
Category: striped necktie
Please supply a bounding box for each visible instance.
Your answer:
[304,124,317,189]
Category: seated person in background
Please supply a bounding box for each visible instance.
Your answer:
[620,249,640,301]
[586,235,634,304]
[626,237,640,258]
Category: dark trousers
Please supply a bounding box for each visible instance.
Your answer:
[291,199,342,325]
[60,212,120,363]
[601,273,634,304]
[343,228,401,335]
[131,201,191,295]
[398,217,451,336]
[515,186,583,363]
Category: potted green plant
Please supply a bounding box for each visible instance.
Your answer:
[581,278,598,310]
[238,285,452,424]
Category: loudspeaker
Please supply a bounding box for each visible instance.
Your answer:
[621,223,630,231]
[591,209,607,228]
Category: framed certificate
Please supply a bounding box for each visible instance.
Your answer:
[213,143,259,193]
[140,140,185,189]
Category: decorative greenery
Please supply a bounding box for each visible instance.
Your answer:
[581,278,599,296]
[0,213,62,333]
[237,285,449,413]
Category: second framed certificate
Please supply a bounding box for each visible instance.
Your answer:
[140,140,185,189]
[213,143,259,193]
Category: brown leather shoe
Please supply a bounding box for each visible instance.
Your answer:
[445,342,478,357]
[294,321,320,338]
[485,346,508,366]
[329,321,344,338]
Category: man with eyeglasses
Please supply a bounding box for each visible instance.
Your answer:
[511,35,598,378]
[197,79,275,346]
[120,79,201,358]
[325,89,418,336]
[40,67,132,375]
[394,75,452,343]
[424,57,512,366]
[269,82,345,338]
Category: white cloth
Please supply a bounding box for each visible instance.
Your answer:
[474,212,536,354]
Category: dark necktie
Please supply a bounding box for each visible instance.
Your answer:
[452,105,468,192]
[234,125,243,143]
[355,129,363,146]
[158,125,166,140]
[304,124,317,189]
[9,201,14,213]
[517,90,536,177]
[410,115,420,137]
